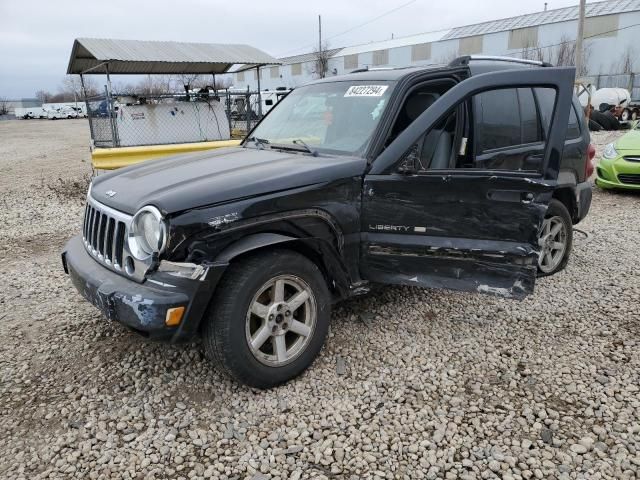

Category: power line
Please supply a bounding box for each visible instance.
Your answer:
[276,0,420,57]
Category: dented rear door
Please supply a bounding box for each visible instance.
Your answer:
[361,67,575,298]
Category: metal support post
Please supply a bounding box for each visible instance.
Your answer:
[80,73,96,144]
[256,66,262,118]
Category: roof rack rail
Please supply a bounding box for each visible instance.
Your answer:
[350,67,369,73]
[449,55,553,68]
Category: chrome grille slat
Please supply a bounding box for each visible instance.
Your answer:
[88,207,96,247]
[98,214,108,257]
[92,211,100,251]
[105,218,115,264]
[114,221,125,268]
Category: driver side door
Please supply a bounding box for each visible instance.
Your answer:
[360,67,575,298]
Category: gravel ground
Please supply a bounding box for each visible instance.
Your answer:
[1,120,639,480]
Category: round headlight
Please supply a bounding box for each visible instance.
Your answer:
[128,206,167,260]
[603,143,618,159]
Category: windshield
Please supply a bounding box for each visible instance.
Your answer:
[248,81,395,155]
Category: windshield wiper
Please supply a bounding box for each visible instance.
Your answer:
[246,136,270,150]
[292,139,318,157]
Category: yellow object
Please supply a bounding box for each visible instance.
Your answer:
[165,306,186,327]
[91,140,242,170]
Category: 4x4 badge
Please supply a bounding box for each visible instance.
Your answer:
[105,190,117,197]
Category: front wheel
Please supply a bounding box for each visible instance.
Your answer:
[202,249,330,388]
[537,199,573,276]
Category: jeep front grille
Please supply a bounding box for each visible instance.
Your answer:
[82,197,131,272]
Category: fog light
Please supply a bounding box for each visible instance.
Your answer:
[165,306,185,327]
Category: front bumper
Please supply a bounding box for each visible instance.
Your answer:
[596,156,640,190]
[62,235,223,342]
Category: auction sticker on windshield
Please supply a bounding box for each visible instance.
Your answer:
[344,85,388,97]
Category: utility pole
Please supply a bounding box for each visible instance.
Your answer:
[575,0,586,79]
[318,15,322,56]
[318,14,325,78]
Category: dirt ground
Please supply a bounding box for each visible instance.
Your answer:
[1,119,639,480]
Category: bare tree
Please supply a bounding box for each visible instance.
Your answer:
[35,90,52,103]
[549,36,591,76]
[520,40,548,63]
[58,75,100,102]
[0,97,9,115]
[311,42,331,79]
[613,46,634,74]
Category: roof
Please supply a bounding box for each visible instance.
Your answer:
[279,48,344,65]
[441,0,640,40]
[262,0,640,68]
[338,30,448,57]
[67,38,280,75]
[229,47,345,73]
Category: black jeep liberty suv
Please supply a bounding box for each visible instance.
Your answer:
[62,56,593,388]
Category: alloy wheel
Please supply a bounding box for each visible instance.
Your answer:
[538,216,568,273]
[245,274,317,367]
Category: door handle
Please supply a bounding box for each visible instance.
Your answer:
[487,190,535,203]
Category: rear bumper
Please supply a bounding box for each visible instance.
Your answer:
[574,181,593,223]
[62,235,223,342]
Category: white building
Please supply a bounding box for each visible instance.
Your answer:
[233,0,640,94]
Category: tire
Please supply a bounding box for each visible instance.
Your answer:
[202,249,331,388]
[537,199,573,276]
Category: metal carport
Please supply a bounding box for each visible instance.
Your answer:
[66,38,280,168]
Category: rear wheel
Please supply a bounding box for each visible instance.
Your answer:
[202,249,330,388]
[537,199,573,276]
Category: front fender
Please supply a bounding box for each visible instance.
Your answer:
[213,232,353,301]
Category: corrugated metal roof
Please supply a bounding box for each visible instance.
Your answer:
[279,48,344,65]
[441,0,640,40]
[338,30,448,58]
[67,38,280,75]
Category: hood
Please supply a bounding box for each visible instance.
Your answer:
[91,147,367,215]
[614,129,640,151]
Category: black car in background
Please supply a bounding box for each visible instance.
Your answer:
[62,56,593,388]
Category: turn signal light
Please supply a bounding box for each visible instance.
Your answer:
[165,306,185,327]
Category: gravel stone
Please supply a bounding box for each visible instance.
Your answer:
[1,122,639,480]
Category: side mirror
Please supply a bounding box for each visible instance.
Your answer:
[396,144,420,174]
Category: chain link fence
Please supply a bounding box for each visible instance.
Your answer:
[581,73,640,100]
[86,89,290,148]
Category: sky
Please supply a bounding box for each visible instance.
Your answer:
[0,0,581,98]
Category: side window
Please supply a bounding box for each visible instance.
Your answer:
[475,88,542,153]
[519,88,541,144]
[475,88,521,151]
[535,87,581,139]
[398,86,556,173]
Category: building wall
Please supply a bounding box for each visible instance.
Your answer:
[234,10,640,91]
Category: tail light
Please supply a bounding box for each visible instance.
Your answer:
[585,143,596,178]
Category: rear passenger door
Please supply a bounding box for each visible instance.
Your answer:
[361,67,575,299]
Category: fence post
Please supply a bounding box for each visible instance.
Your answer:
[80,73,96,146]
[225,88,232,135]
[105,64,120,147]
[246,86,251,133]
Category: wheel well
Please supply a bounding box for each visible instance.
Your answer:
[552,188,577,223]
[225,241,342,300]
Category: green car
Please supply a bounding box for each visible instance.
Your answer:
[596,123,640,190]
